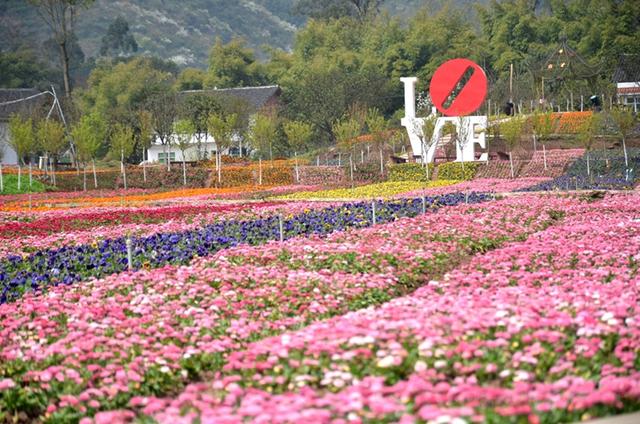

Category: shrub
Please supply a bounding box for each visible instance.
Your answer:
[388,163,435,182]
[0,174,48,194]
[437,162,479,181]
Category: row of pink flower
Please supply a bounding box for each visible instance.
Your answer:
[0,201,337,260]
[397,178,550,198]
[0,195,559,422]
[144,192,640,423]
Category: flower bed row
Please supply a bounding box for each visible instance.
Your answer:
[273,181,459,200]
[0,202,340,261]
[0,192,489,304]
[0,194,567,422]
[137,192,640,423]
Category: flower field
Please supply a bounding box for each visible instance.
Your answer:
[1,174,639,423]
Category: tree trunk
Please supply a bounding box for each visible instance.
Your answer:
[509,151,515,179]
[83,164,87,192]
[379,148,384,176]
[533,134,537,152]
[258,157,263,185]
[622,137,629,168]
[217,152,222,184]
[29,162,33,190]
[92,160,98,188]
[543,144,547,170]
[0,164,3,192]
[294,152,299,183]
[59,41,72,97]
[182,159,187,186]
[586,151,590,176]
[122,163,128,190]
[17,166,21,191]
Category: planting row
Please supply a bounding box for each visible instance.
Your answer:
[0,194,568,422]
[0,193,488,304]
[139,192,640,423]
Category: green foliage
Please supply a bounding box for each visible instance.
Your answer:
[206,37,266,88]
[437,161,478,181]
[365,108,387,148]
[577,113,602,151]
[99,15,138,57]
[248,113,279,160]
[80,57,174,124]
[388,163,434,182]
[500,117,525,152]
[173,119,196,160]
[109,123,135,161]
[7,115,35,164]
[71,112,106,163]
[610,107,636,141]
[283,120,314,154]
[532,111,556,142]
[176,68,207,90]
[0,50,55,89]
[207,112,238,152]
[0,174,48,194]
[333,118,361,149]
[35,119,67,157]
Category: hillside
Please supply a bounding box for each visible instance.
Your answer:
[0,0,485,68]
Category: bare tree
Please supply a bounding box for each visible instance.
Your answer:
[147,92,178,171]
[28,0,95,97]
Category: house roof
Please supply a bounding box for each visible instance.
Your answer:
[0,88,47,121]
[181,85,281,111]
[613,54,640,83]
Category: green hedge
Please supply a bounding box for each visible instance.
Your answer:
[388,163,435,182]
[437,162,479,181]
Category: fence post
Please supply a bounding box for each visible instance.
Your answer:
[294,152,300,183]
[543,144,547,170]
[278,214,284,242]
[0,164,3,192]
[421,196,426,214]
[259,158,263,185]
[371,201,376,225]
[126,237,133,270]
[349,156,354,188]
[17,166,21,191]
[379,148,384,176]
[29,163,33,190]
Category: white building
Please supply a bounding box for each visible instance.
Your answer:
[0,88,44,165]
[146,85,282,164]
[614,54,640,112]
[147,133,217,163]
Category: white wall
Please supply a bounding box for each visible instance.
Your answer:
[0,122,18,165]
[147,141,217,163]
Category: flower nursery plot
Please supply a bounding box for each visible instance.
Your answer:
[1,187,639,424]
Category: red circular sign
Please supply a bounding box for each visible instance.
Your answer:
[429,58,487,116]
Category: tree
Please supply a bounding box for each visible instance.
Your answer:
[0,51,55,89]
[7,115,35,165]
[71,112,106,189]
[110,123,135,189]
[610,107,636,168]
[28,0,95,97]
[146,91,178,170]
[207,112,238,184]
[455,116,472,170]
[411,114,437,178]
[294,0,385,20]
[99,16,138,57]
[206,37,266,88]
[283,120,314,154]
[180,93,222,160]
[248,113,279,161]
[500,117,525,179]
[81,57,175,126]
[577,113,602,176]
[174,119,195,186]
[531,111,556,170]
[36,119,67,162]
[176,68,207,91]
[332,118,361,151]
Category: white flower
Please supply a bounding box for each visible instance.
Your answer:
[414,360,428,372]
[514,370,530,381]
[434,360,447,369]
[160,366,171,373]
[376,355,396,368]
[601,311,614,322]
[418,339,434,353]
[348,335,375,346]
[499,369,511,378]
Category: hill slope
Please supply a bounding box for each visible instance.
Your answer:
[0,0,485,68]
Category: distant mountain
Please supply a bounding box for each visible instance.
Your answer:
[0,0,486,68]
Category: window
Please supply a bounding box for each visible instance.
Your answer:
[158,152,176,164]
